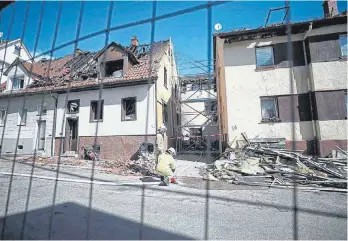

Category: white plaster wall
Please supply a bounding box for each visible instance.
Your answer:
[56,84,156,137]
[311,61,347,91]
[317,120,347,140]
[0,94,56,155]
[223,41,312,143]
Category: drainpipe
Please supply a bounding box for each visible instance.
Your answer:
[302,22,319,156]
[50,92,58,156]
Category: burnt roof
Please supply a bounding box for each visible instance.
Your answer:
[216,12,347,43]
[1,40,169,95]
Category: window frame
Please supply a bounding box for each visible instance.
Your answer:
[90,100,104,122]
[11,76,25,90]
[162,100,168,123]
[121,97,137,122]
[0,109,7,126]
[67,99,80,114]
[164,67,168,89]
[14,45,21,55]
[37,105,47,116]
[260,96,279,121]
[255,46,275,68]
[339,34,347,57]
[104,59,124,78]
[18,109,27,126]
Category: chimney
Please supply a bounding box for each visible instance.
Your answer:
[131,36,139,47]
[322,0,338,17]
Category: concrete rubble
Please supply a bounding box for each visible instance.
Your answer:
[127,144,156,176]
[205,140,347,192]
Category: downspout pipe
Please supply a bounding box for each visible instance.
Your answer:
[302,22,319,156]
[50,92,58,156]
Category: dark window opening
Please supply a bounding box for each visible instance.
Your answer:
[37,105,47,116]
[189,128,202,137]
[121,97,136,121]
[204,101,217,112]
[105,59,123,78]
[67,100,80,113]
[90,100,104,122]
[14,45,21,55]
[162,101,168,123]
[164,67,168,88]
[18,145,23,149]
[260,97,279,121]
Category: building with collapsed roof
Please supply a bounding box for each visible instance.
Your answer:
[0,36,178,161]
[214,0,347,156]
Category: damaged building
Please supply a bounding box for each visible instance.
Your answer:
[214,0,347,157]
[0,37,178,161]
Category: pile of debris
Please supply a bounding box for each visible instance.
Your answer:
[127,143,156,176]
[205,143,347,192]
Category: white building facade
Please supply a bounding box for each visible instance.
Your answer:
[215,6,347,156]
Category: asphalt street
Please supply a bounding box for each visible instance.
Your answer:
[0,159,347,240]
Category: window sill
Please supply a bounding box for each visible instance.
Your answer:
[17,124,27,126]
[121,119,137,122]
[89,120,103,123]
[259,119,282,124]
[255,65,278,71]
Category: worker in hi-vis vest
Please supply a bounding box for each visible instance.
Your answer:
[156,147,177,186]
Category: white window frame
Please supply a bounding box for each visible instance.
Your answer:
[11,76,25,90]
[260,97,279,121]
[0,109,7,126]
[339,35,347,57]
[256,46,275,67]
[18,109,27,126]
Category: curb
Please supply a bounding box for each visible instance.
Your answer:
[0,171,160,186]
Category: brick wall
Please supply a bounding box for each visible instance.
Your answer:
[54,137,63,156]
[78,135,156,163]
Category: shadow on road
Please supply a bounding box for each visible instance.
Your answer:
[0,202,192,240]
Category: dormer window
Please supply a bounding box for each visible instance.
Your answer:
[12,76,24,90]
[105,59,123,78]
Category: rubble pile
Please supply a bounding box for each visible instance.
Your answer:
[127,151,156,176]
[205,144,347,191]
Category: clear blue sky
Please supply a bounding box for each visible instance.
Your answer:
[0,1,347,75]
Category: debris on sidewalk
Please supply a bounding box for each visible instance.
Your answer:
[205,136,347,191]
[127,143,156,176]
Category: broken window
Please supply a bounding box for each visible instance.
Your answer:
[12,77,24,90]
[189,128,202,137]
[14,45,21,55]
[67,100,80,113]
[164,67,168,88]
[90,100,104,122]
[256,46,274,67]
[260,97,279,121]
[0,110,6,126]
[162,101,168,123]
[18,109,27,126]
[339,35,347,57]
[37,105,47,116]
[204,101,217,112]
[105,59,123,78]
[121,97,136,121]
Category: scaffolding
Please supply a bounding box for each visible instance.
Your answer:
[175,73,222,155]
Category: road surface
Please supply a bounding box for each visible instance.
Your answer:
[0,159,346,239]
